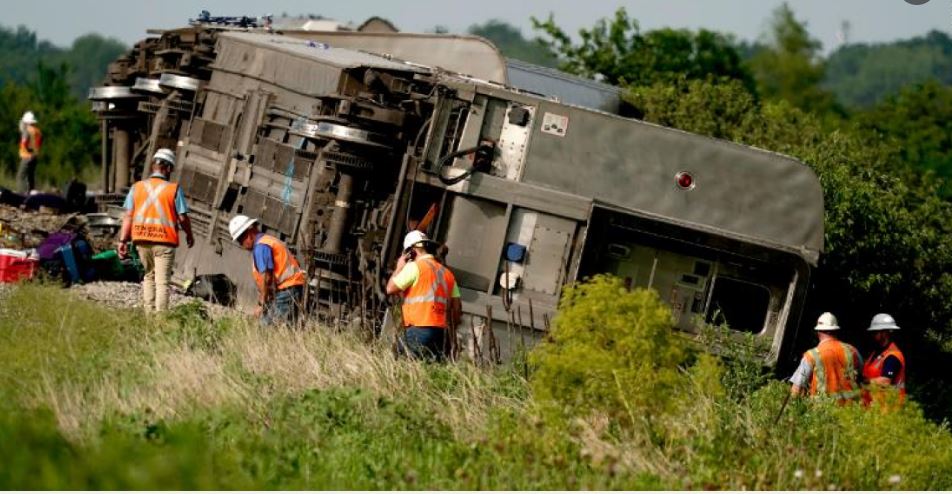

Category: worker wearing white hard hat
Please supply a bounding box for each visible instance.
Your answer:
[788,311,864,403]
[117,148,194,313]
[229,214,306,325]
[385,230,461,361]
[862,313,906,406]
[16,110,42,193]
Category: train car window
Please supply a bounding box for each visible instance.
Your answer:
[706,277,770,333]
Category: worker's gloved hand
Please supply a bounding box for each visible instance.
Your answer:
[186,233,195,248]
[253,305,264,318]
[117,241,128,259]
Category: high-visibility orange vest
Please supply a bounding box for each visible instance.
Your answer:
[401,257,456,329]
[252,234,307,292]
[803,338,862,403]
[18,125,41,159]
[131,177,180,245]
[862,342,906,407]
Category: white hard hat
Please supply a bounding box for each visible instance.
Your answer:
[153,148,176,167]
[402,230,435,251]
[868,313,900,332]
[21,111,37,124]
[814,311,840,331]
[229,214,258,242]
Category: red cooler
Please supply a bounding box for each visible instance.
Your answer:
[0,249,38,283]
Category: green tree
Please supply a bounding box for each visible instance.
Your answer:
[0,25,124,188]
[531,8,754,90]
[857,80,952,184]
[468,20,557,67]
[625,76,758,138]
[748,3,839,115]
[825,30,952,108]
[0,63,100,189]
[0,25,60,87]
[0,25,125,100]
[55,34,127,98]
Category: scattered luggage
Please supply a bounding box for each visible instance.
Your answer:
[91,248,142,282]
[37,231,96,286]
[0,249,39,283]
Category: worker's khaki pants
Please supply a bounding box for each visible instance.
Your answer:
[16,157,37,193]
[136,242,175,313]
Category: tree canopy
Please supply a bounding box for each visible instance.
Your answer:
[0,25,123,188]
[0,25,125,100]
[468,20,557,67]
[825,30,952,108]
[858,80,952,185]
[746,3,839,115]
[531,8,754,90]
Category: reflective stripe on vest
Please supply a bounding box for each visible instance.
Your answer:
[810,348,826,395]
[131,178,179,245]
[252,234,307,291]
[402,257,454,328]
[807,339,861,402]
[404,260,449,305]
[19,126,41,159]
[844,341,857,384]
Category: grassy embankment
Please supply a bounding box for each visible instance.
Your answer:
[0,280,950,489]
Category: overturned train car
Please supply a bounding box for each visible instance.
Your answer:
[90,26,824,366]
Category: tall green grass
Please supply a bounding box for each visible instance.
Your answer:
[0,280,950,489]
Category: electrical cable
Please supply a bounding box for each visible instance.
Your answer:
[436,143,494,186]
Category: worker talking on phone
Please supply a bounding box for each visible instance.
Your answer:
[386,230,461,361]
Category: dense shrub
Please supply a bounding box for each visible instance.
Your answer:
[529,275,687,424]
[527,277,952,489]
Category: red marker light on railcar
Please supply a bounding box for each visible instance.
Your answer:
[675,171,694,190]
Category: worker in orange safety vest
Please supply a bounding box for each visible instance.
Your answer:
[789,312,864,404]
[862,313,906,407]
[386,230,461,361]
[229,214,306,325]
[16,111,42,193]
[118,148,194,313]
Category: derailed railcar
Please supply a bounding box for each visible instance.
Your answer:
[91,26,823,367]
[171,32,429,324]
[409,74,822,365]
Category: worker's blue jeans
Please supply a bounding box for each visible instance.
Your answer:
[397,326,446,361]
[262,285,303,326]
